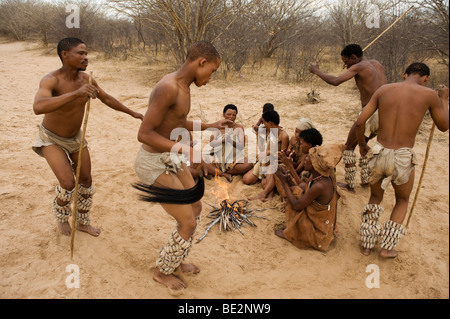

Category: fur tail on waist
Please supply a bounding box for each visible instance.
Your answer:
[132,176,204,204]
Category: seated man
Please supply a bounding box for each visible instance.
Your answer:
[275,144,345,252]
[206,104,254,182]
[244,110,289,201]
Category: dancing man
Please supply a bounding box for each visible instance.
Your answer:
[32,37,143,237]
[310,44,386,192]
[356,63,448,258]
[134,41,231,290]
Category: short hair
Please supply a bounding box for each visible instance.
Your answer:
[341,44,363,58]
[404,62,430,77]
[57,38,85,61]
[262,110,280,125]
[263,103,275,113]
[223,104,238,114]
[186,40,220,62]
[300,128,323,147]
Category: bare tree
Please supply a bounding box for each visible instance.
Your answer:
[250,0,315,59]
[276,19,328,83]
[22,1,58,46]
[408,0,449,69]
[108,0,244,65]
[0,0,33,40]
[210,6,256,78]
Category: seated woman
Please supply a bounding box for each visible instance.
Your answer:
[274,144,345,252]
[279,128,323,185]
[275,128,323,211]
[243,110,289,202]
[286,118,316,168]
[206,104,253,182]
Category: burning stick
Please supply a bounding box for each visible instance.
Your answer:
[196,199,268,243]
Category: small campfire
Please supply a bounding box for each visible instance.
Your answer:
[196,172,268,243]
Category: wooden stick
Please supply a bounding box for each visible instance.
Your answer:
[362,6,414,52]
[406,123,436,228]
[70,71,93,259]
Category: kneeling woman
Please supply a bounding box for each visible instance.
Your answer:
[275,144,345,252]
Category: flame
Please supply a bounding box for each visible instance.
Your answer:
[213,169,230,201]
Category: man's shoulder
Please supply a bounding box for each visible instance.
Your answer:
[154,74,180,93]
[355,59,380,70]
[39,70,60,87]
[368,59,383,66]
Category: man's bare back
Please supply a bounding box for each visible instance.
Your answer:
[355,62,448,258]
[375,82,445,149]
[358,75,449,152]
[352,59,386,107]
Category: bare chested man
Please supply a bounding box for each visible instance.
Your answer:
[134,41,231,290]
[32,38,143,237]
[356,62,449,258]
[310,44,387,192]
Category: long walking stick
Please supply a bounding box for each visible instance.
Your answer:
[406,124,436,228]
[362,6,414,52]
[70,71,93,259]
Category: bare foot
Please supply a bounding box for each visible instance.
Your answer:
[179,262,200,274]
[153,268,186,290]
[380,248,398,258]
[248,192,267,201]
[337,182,356,193]
[58,221,72,236]
[76,224,101,237]
[359,241,372,256]
[262,191,274,202]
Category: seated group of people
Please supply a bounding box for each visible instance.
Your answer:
[190,102,346,252]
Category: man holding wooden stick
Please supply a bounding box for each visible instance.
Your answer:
[356,62,448,258]
[32,37,143,237]
[310,44,387,193]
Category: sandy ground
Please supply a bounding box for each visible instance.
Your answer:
[0,40,448,299]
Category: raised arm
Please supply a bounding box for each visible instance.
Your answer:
[309,63,358,86]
